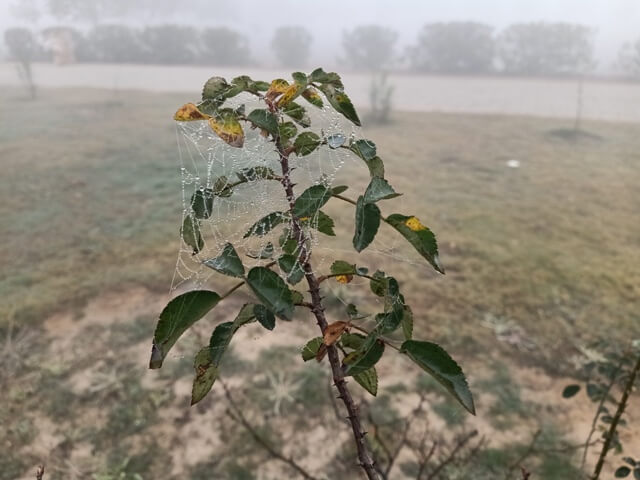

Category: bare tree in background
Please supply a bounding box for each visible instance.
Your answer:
[4,28,38,99]
[200,27,251,66]
[617,38,640,79]
[271,26,313,68]
[341,25,398,71]
[407,22,495,74]
[497,22,595,76]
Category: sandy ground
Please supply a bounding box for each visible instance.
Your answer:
[1,62,640,123]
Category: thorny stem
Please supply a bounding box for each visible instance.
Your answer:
[591,353,640,480]
[581,360,622,470]
[271,108,380,479]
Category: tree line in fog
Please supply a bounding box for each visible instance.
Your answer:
[4,22,640,78]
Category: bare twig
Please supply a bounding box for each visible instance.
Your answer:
[221,381,319,480]
[591,354,640,480]
[505,430,541,480]
[581,360,622,470]
[424,430,478,480]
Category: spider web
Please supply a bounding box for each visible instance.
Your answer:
[171,91,424,301]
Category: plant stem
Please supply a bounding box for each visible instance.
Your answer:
[581,361,622,470]
[274,126,380,479]
[591,353,640,480]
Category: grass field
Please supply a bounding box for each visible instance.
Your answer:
[1,86,639,479]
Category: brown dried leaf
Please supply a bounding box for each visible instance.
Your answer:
[315,343,328,362]
[323,321,349,347]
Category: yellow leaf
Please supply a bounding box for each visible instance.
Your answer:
[208,110,244,148]
[405,216,427,232]
[265,78,290,102]
[335,274,353,284]
[277,83,304,107]
[174,103,210,121]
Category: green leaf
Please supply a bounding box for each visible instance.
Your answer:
[369,270,387,297]
[401,305,414,340]
[236,166,278,182]
[150,290,221,369]
[202,76,230,104]
[365,157,385,179]
[246,267,295,320]
[278,121,298,143]
[191,189,214,219]
[208,109,244,147]
[562,385,581,398]
[374,309,404,335]
[293,185,332,218]
[314,211,336,236]
[291,290,304,304]
[204,243,244,278]
[278,254,305,285]
[191,347,218,405]
[181,215,204,254]
[309,68,344,87]
[244,212,287,237]
[354,367,378,396]
[615,467,631,478]
[301,337,324,361]
[341,332,366,350]
[246,108,279,136]
[283,102,311,128]
[254,304,275,330]
[386,214,444,274]
[353,196,381,252]
[364,177,401,203]
[301,87,324,108]
[191,303,259,403]
[317,83,361,126]
[293,131,322,156]
[212,176,233,197]
[349,140,384,178]
[350,139,377,161]
[344,335,385,376]
[331,260,357,275]
[208,303,258,365]
[332,185,348,195]
[401,340,475,414]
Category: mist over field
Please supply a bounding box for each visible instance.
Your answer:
[1,1,639,479]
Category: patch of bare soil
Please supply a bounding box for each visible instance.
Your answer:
[15,288,640,479]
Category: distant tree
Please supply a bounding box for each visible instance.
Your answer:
[341,25,397,71]
[86,25,145,63]
[140,25,200,65]
[4,27,38,98]
[407,22,495,74]
[617,39,640,79]
[271,26,312,67]
[497,22,595,76]
[200,27,250,66]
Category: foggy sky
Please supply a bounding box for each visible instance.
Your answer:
[1,0,639,70]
